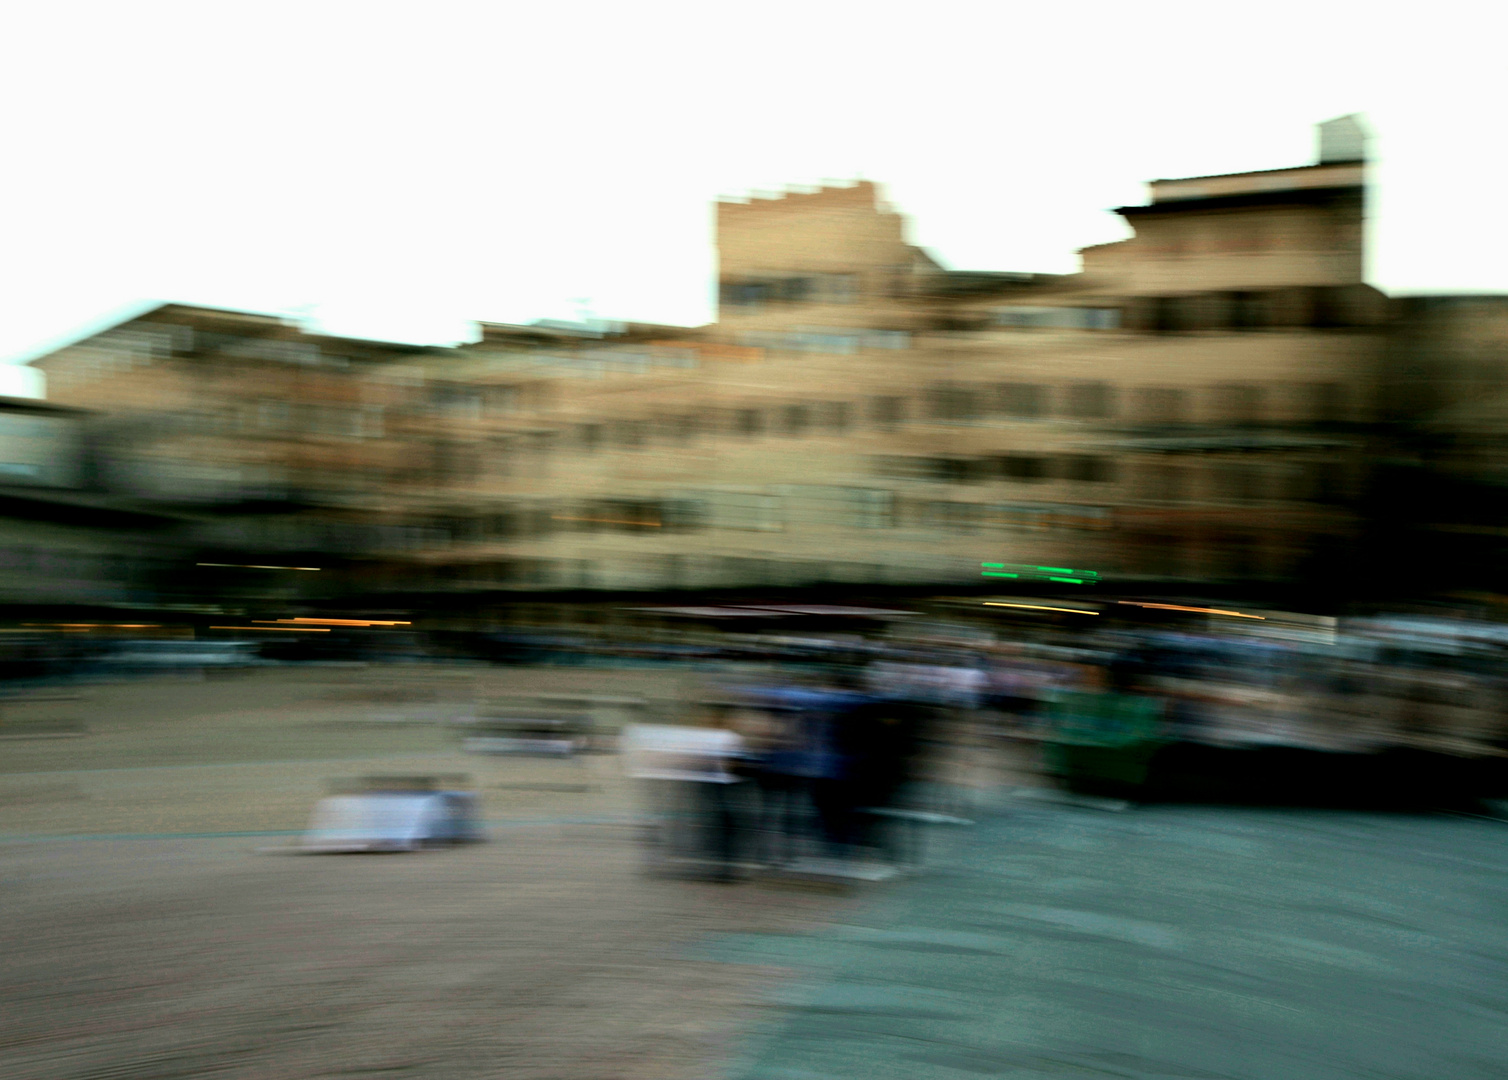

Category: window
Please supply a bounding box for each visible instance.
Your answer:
[1307,382,1345,425]
[928,384,980,422]
[848,488,893,528]
[1061,455,1115,483]
[864,330,911,350]
[871,456,930,481]
[1066,381,1116,419]
[999,455,1050,482]
[997,383,1047,418]
[662,498,706,532]
[823,274,860,303]
[257,400,291,431]
[1140,534,1187,578]
[595,500,663,532]
[359,406,385,439]
[1217,534,1261,579]
[995,307,1119,330]
[934,458,982,483]
[490,437,515,477]
[785,330,861,354]
[1140,462,1185,503]
[778,278,815,303]
[1228,291,1267,330]
[870,396,906,429]
[1134,387,1188,425]
[1214,462,1264,503]
[657,413,697,442]
[734,408,763,437]
[488,386,521,413]
[715,492,782,531]
[1215,384,1265,426]
[578,423,603,452]
[1150,296,1190,334]
[781,405,810,436]
[721,281,773,309]
[487,512,518,538]
[1146,295,1218,333]
[433,385,483,420]
[1289,461,1345,503]
[530,432,555,477]
[822,401,851,432]
[1310,286,1350,328]
[931,501,982,533]
[612,419,648,449]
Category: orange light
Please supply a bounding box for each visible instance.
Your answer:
[209,625,330,632]
[262,618,411,626]
[1116,601,1265,620]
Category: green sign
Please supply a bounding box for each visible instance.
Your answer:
[981,562,1099,584]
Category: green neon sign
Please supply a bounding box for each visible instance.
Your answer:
[981,562,1099,583]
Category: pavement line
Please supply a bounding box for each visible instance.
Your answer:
[0,752,461,778]
[0,815,643,845]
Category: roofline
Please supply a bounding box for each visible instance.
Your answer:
[25,302,296,367]
[0,395,89,416]
[148,302,294,325]
[1149,159,1365,185]
[1117,185,1364,217]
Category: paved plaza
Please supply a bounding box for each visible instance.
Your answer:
[3,667,1507,1079]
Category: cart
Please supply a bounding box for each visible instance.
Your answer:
[299,775,483,853]
[621,723,747,878]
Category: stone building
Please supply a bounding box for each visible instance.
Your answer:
[28,115,1420,611]
[0,395,186,608]
[375,116,1386,602]
[30,303,442,607]
[1362,295,1508,598]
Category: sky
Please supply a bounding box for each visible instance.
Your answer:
[1,1,1505,396]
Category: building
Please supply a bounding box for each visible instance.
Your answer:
[27,116,1429,615]
[30,303,442,608]
[1362,295,1508,598]
[0,395,187,609]
[369,116,1385,605]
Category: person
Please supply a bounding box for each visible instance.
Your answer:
[733,705,805,868]
[804,709,852,856]
[692,706,748,881]
[804,672,872,858]
[842,698,927,857]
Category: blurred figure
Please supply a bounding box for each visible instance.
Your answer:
[734,704,806,868]
[842,697,929,858]
[694,705,748,881]
[803,686,859,858]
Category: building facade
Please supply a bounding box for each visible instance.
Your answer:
[29,116,1433,611]
[369,117,1385,601]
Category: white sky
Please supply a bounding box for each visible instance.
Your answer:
[1,0,1504,395]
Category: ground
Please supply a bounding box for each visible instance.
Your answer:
[0,664,861,1080]
[4,665,1507,1079]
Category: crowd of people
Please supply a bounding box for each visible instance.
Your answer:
[624,670,955,880]
[625,614,1508,875]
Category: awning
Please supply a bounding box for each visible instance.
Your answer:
[1109,433,1353,453]
[624,607,784,619]
[626,605,915,619]
[740,605,916,618]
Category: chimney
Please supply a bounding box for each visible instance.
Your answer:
[1317,114,1367,164]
